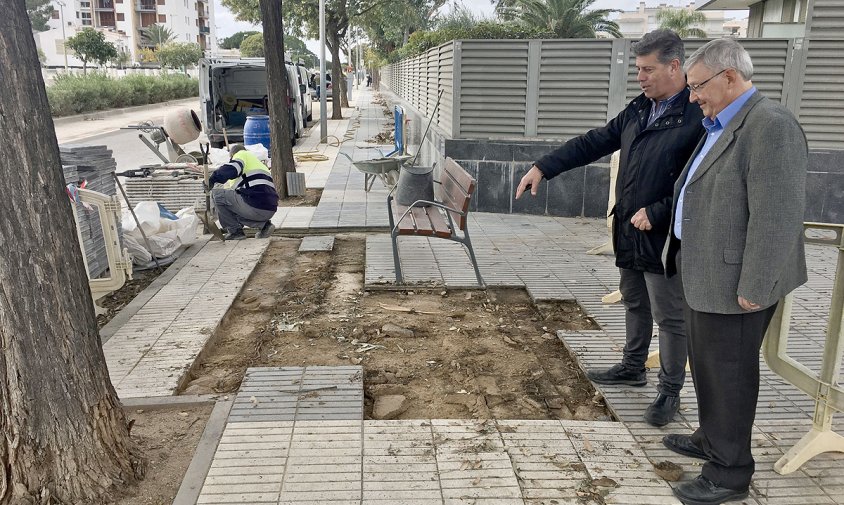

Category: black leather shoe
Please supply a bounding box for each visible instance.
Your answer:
[586,364,646,386]
[663,434,708,460]
[673,475,748,505]
[644,393,680,427]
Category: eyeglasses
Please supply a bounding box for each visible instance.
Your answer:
[687,68,728,93]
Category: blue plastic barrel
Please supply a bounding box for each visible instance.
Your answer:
[243,115,271,152]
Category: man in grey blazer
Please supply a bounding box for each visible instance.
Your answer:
[661,39,808,505]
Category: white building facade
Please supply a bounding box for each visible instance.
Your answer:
[615,1,737,38]
[35,0,217,68]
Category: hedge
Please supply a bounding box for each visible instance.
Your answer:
[47,72,199,117]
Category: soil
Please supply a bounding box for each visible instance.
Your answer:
[282,188,322,207]
[97,267,165,329]
[115,404,212,505]
[184,235,612,422]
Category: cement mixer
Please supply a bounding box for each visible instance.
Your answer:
[125,108,203,164]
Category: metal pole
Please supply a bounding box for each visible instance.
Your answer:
[57,0,69,71]
[319,0,327,143]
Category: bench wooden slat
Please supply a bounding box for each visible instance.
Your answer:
[393,203,451,238]
[439,158,475,231]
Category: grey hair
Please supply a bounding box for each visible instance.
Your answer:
[632,29,685,65]
[684,38,754,80]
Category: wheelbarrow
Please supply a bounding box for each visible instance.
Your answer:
[339,152,412,191]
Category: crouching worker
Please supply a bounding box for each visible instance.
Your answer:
[209,144,278,240]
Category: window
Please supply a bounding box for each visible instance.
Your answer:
[115,0,122,3]
[51,10,59,19]
[116,12,124,21]
[157,0,165,5]
[158,14,166,22]
[79,1,90,6]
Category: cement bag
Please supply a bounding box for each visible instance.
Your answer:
[208,147,230,165]
[246,143,269,161]
[146,230,181,258]
[123,201,163,236]
[173,207,199,245]
[123,233,153,265]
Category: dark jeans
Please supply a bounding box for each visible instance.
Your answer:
[619,267,687,396]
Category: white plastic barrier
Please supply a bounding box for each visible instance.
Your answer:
[70,188,133,312]
[762,222,844,474]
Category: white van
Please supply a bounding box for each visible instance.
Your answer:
[199,58,302,149]
[296,63,313,125]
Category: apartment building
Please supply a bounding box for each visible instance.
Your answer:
[615,1,741,38]
[35,0,216,68]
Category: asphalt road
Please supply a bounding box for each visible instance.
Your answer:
[54,98,204,172]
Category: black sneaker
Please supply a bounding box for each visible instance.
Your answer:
[255,222,275,239]
[224,229,247,240]
[586,363,647,386]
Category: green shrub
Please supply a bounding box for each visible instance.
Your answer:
[48,72,199,116]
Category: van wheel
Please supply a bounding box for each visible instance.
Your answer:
[210,141,224,149]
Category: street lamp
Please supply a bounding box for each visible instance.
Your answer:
[319,0,327,143]
[56,0,69,71]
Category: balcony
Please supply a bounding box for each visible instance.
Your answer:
[95,0,114,10]
[136,0,156,11]
[199,26,210,33]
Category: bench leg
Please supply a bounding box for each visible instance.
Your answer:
[390,232,404,284]
[462,228,485,288]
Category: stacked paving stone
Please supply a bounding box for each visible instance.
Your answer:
[60,145,120,279]
[123,176,206,213]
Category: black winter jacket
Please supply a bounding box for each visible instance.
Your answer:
[535,90,705,274]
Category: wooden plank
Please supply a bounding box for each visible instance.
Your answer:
[410,207,435,236]
[440,159,476,231]
[426,208,452,238]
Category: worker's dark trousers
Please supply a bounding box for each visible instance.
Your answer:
[211,188,275,233]
[619,268,687,396]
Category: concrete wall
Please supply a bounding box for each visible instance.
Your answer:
[387,88,611,219]
[386,82,841,223]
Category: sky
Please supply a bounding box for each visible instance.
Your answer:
[212,0,749,60]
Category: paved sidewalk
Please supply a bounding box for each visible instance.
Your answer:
[100,85,843,503]
[103,239,268,398]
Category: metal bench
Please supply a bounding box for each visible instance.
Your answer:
[387,157,485,287]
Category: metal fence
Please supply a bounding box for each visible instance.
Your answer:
[383,37,844,150]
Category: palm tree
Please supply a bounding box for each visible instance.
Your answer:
[656,8,708,38]
[141,23,175,48]
[496,0,622,38]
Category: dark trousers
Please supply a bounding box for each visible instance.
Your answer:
[676,249,777,489]
[618,267,688,396]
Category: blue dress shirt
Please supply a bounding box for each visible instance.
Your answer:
[674,87,757,239]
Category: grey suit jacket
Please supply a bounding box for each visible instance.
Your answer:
[663,91,808,314]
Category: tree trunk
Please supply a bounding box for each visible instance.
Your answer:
[0,2,144,504]
[260,0,295,199]
[339,70,349,108]
[328,32,343,120]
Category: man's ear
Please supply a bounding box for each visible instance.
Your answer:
[671,59,682,73]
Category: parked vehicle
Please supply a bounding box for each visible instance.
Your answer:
[199,58,302,149]
[296,63,313,125]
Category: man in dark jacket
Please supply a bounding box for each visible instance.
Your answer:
[516,29,705,426]
[210,144,279,240]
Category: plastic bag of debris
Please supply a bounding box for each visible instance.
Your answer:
[121,202,199,262]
